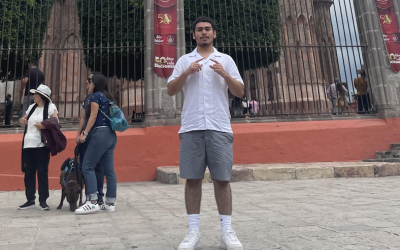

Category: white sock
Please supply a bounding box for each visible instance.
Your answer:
[220,215,232,232]
[188,214,200,232]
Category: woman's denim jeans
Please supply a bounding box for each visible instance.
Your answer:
[79,134,105,202]
[82,126,117,204]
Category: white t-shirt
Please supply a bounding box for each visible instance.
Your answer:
[242,101,248,108]
[23,103,58,149]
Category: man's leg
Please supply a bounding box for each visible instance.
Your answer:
[206,130,243,249]
[21,96,28,118]
[185,179,202,232]
[362,94,369,112]
[5,114,10,125]
[213,180,232,216]
[21,95,34,118]
[178,131,206,250]
[332,98,338,114]
[357,95,363,114]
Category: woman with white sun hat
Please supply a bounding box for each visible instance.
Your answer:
[18,84,58,211]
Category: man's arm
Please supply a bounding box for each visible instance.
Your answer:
[21,77,28,94]
[223,74,244,98]
[167,71,190,97]
[167,58,204,96]
[210,59,244,98]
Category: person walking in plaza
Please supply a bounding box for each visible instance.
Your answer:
[76,73,105,205]
[242,97,249,115]
[18,85,58,210]
[354,70,371,114]
[326,78,341,115]
[75,73,117,214]
[167,16,244,250]
[336,82,349,114]
[249,98,259,116]
[4,94,13,125]
[20,59,45,117]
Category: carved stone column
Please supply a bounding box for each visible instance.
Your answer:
[354,0,400,118]
[144,0,184,126]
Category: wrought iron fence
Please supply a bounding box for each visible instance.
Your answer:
[184,0,375,118]
[0,0,145,127]
[0,0,377,127]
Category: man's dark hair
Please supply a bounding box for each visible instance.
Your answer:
[29,59,38,66]
[6,94,11,98]
[192,16,217,33]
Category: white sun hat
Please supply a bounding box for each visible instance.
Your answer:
[30,84,52,103]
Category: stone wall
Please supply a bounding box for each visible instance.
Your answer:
[354,0,400,118]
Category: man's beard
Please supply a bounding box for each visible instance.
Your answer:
[197,37,213,47]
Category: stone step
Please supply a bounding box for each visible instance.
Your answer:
[375,150,400,159]
[157,162,400,184]
[375,151,393,159]
[391,143,400,151]
[364,158,400,162]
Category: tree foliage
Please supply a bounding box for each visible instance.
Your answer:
[184,0,281,72]
[76,0,145,81]
[0,0,53,80]
[77,0,280,79]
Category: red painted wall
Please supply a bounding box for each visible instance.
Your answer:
[1,118,398,191]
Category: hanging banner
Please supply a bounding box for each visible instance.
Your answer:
[375,0,400,72]
[153,0,177,78]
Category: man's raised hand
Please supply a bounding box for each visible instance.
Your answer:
[185,58,204,75]
[210,59,228,78]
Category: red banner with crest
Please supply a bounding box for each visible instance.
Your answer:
[153,0,177,78]
[375,0,400,72]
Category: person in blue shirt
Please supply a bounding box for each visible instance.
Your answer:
[75,73,118,214]
[76,73,105,205]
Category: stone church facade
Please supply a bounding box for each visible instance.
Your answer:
[40,0,339,119]
[242,0,340,115]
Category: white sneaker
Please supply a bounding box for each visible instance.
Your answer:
[99,203,115,213]
[178,228,201,250]
[75,201,100,214]
[220,228,243,250]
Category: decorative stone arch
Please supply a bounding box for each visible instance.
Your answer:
[286,16,295,45]
[297,14,308,25]
[63,32,80,48]
[46,35,51,45]
[297,14,307,43]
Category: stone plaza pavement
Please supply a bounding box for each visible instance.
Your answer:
[2,177,400,250]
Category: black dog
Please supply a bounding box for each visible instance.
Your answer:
[57,145,84,211]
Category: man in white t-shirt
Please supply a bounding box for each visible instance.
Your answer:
[167,16,244,250]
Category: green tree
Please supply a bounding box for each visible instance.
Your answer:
[184,0,281,72]
[77,0,280,79]
[0,0,54,80]
[76,0,145,81]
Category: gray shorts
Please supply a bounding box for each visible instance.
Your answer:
[179,130,234,181]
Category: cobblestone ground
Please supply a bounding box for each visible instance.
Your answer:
[2,177,400,250]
